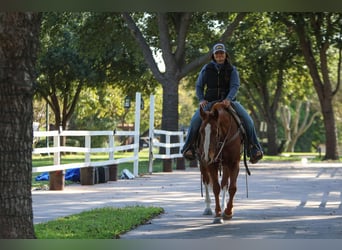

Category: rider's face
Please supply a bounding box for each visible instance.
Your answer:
[214,51,226,64]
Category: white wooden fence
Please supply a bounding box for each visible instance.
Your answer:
[32,129,139,174]
[147,95,185,173]
[32,93,186,177]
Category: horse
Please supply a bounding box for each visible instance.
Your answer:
[196,102,245,224]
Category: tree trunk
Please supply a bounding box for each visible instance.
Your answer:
[161,77,179,132]
[289,13,339,160]
[160,77,179,171]
[0,12,41,238]
[266,118,279,155]
[322,99,338,160]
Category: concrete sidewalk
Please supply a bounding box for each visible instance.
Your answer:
[32,162,342,239]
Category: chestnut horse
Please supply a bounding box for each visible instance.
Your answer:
[196,102,244,224]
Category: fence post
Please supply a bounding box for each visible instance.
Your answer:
[85,135,91,163]
[49,127,64,190]
[53,129,60,166]
[148,95,155,174]
[163,134,172,172]
[109,132,114,160]
[133,92,141,176]
[108,131,118,181]
[80,134,96,185]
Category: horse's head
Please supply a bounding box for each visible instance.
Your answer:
[198,103,223,165]
[198,102,236,165]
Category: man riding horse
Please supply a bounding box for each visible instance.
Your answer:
[181,42,263,164]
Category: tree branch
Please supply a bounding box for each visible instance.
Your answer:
[220,13,248,41]
[181,13,247,78]
[174,13,192,63]
[157,13,175,71]
[121,13,164,83]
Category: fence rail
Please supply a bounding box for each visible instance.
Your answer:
[32,128,186,175]
[32,129,139,174]
[152,129,184,159]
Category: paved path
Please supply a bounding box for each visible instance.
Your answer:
[32,162,342,239]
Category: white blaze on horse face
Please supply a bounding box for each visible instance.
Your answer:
[204,123,211,162]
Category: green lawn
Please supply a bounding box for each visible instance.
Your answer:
[34,206,164,239]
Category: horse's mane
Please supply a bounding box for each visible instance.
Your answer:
[210,103,233,134]
[211,102,227,114]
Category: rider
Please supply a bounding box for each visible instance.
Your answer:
[181,42,263,164]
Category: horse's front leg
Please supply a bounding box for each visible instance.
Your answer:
[220,167,229,216]
[223,164,239,220]
[201,167,213,216]
[220,185,227,216]
[203,183,213,215]
[209,165,224,223]
[212,179,224,224]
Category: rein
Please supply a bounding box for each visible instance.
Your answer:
[213,125,241,163]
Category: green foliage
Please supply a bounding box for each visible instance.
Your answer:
[77,12,158,95]
[34,206,164,239]
[35,12,159,131]
[295,115,325,152]
[231,13,305,105]
[178,78,196,129]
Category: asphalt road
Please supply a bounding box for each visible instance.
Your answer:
[32,161,342,239]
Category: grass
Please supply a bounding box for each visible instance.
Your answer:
[34,206,164,239]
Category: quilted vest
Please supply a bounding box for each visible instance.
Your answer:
[204,61,233,102]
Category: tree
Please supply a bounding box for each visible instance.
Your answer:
[0,12,41,239]
[36,12,158,133]
[279,101,320,152]
[280,13,342,160]
[230,13,301,155]
[36,13,105,132]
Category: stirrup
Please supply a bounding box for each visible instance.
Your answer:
[250,150,263,164]
[183,147,196,161]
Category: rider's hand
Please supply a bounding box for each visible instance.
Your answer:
[222,99,231,108]
[200,100,208,109]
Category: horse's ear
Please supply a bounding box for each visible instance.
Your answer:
[211,108,219,120]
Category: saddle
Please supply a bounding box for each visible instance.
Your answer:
[226,105,248,147]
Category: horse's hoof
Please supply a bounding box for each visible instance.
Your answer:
[203,208,213,215]
[223,212,233,220]
[213,217,224,224]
